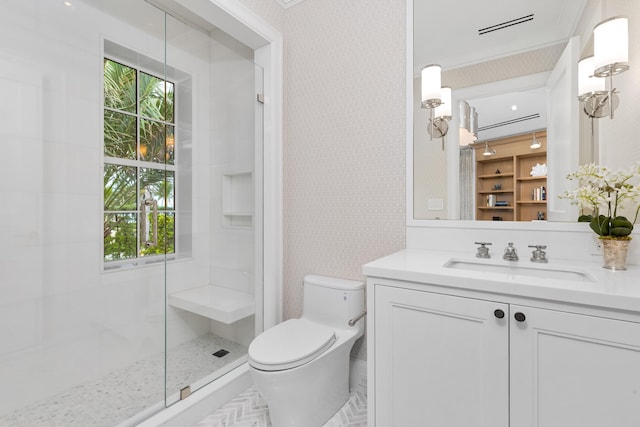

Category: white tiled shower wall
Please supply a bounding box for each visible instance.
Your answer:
[0,1,255,415]
[208,29,257,346]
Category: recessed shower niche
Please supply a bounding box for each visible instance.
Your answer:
[222,171,254,228]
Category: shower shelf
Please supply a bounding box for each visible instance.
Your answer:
[168,285,254,324]
[222,171,253,228]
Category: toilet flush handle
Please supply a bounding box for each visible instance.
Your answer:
[348,310,367,327]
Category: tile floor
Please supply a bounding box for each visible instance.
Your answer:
[195,386,367,427]
[0,334,247,427]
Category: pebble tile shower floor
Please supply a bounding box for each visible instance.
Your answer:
[0,334,246,427]
[195,386,367,427]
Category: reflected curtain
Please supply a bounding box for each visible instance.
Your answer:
[459,147,475,220]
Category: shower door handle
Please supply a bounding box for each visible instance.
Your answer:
[140,198,158,247]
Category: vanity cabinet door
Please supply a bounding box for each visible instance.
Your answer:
[509,305,640,427]
[374,285,509,427]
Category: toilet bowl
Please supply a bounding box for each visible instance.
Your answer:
[248,275,365,427]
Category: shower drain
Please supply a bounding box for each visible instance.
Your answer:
[212,349,229,358]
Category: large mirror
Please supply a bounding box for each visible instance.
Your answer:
[410,0,639,224]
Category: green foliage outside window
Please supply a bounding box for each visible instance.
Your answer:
[103,59,176,264]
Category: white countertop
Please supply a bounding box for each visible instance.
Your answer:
[363,249,640,314]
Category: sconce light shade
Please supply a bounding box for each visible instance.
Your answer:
[459,101,477,146]
[435,86,452,119]
[593,16,629,77]
[421,64,442,108]
[578,56,606,99]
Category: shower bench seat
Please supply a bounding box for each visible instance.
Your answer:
[168,285,254,324]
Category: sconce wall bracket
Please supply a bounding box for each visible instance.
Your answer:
[580,91,619,119]
[427,116,450,139]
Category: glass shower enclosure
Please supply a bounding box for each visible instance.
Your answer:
[0,1,264,425]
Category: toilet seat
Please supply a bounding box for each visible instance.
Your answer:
[248,318,336,371]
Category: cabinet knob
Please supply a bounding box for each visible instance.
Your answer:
[494,309,505,319]
[514,312,526,322]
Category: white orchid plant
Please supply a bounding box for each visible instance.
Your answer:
[560,162,640,239]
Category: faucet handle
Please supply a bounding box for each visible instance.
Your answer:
[528,245,548,263]
[474,242,492,258]
[503,242,519,261]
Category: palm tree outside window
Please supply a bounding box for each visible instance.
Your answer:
[103,58,176,267]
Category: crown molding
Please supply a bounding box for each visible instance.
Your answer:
[275,0,306,9]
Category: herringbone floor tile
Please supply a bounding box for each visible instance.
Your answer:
[195,386,367,427]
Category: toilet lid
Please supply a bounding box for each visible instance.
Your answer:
[248,318,336,371]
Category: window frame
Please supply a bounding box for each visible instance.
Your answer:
[102,56,178,270]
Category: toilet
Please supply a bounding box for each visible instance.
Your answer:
[248,274,365,427]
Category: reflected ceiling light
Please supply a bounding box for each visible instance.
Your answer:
[578,16,629,119]
[482,141,496,156]
[459,101,478,146]
[530,132,542,149]
[511,105,518,111]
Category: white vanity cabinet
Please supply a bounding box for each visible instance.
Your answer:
[367,275,640,427]
[373,284,509,427]
[510,305,640,427]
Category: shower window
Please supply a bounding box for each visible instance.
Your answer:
[103,58,176,267]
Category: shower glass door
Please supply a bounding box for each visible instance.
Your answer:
[0,1,169,425]
[0,0,265,425]
[163,15,263,405]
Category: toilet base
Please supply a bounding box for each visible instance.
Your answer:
[250,333,354,427]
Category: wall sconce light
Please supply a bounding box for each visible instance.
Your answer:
[578,56,609,117]
[427,86,452,149]
[482,141,496,156]
[578,16,629,119]
[530,132,542,149]
[459,101,478,146]
[421,64,443,142]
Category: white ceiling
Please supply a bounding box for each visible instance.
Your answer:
[414,0,588,72]
[468,87,547,142]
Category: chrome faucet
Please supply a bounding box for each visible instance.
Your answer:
[474,242,492,258]
[528,245,548,263]
[503,242,519,261]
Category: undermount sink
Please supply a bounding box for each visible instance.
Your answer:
[444,259,594,282]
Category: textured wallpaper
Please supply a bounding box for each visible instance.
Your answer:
[239,0,406,360]
[282,0,406,307]
[281,0,407,360]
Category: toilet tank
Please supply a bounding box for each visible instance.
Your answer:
[302,275,365,329]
